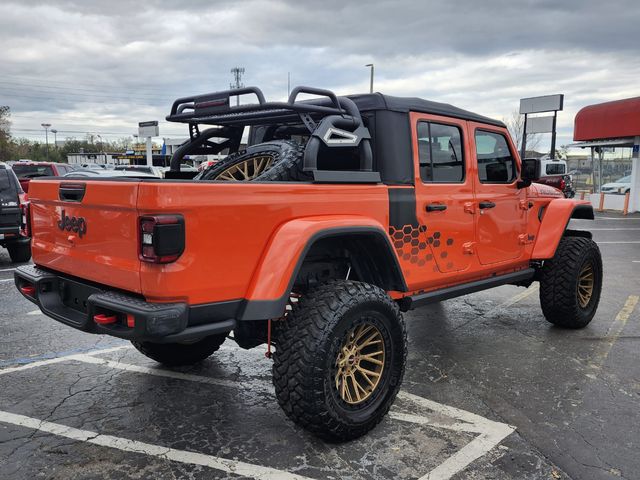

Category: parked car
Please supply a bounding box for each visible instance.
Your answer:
[160,164,198,177]
[528,159,575,198]
[11,162,74,193]
[80,163,107,169]
[601,175,631,194]
[540,159,567,176]
[0,162,31,262]
[114,165,164,178]
[16,85,601,441]
[64,170,157,178]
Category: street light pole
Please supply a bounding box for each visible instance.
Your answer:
[365,64,374,93]
[41,123,51,161]
[51,129,58,148]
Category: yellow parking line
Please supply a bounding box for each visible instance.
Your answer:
[590,295,639,372]
[484,284,539,317]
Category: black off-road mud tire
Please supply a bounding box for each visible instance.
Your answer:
[7,242,31,263]
[131,333,227,366]
[272,280,407,442]
[201,140,312,182]
[539,236,603,328]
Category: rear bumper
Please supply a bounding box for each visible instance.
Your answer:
[0,232,29,245]
[0,225,20,236]
[14,265,236,343]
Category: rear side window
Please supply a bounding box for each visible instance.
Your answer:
[545,163,565,175]
[417,121,464,183]
[12,164,54,178]
[475,131,516,183]
[0,168,19,203]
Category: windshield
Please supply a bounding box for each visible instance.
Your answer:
[616,175,631,183]
[12,164,54,178]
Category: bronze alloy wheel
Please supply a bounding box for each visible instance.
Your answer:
[213,154,274,181]
[334,323,385,405]
[577,263,595,308]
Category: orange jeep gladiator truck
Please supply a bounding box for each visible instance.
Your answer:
[15,86,602,441]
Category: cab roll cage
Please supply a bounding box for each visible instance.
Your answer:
[166,86,379,183]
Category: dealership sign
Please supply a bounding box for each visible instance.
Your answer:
[138,121,159,138]
[519,94,564,115]
[519,94,564,159]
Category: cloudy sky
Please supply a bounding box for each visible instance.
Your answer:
[1,0,639,151]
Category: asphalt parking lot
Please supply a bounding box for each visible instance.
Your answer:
[0,212,638,480]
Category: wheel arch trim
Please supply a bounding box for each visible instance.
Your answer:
[532,199,595,260]
[240,217,407,320]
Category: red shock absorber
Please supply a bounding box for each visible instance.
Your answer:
[265,319,273,359]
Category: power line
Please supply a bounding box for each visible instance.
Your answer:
[0,87,172,105]
[12,129,183,133]
[0,73,175,93]
[11,128,185,136]
[0,81,175,99]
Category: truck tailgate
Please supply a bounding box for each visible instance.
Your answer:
[28,179,142,293]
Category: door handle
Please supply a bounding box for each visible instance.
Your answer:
[426,204,447,212]
[479,201,496,209]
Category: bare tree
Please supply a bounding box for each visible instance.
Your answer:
[502,110,541,154]
[0,106,12,161]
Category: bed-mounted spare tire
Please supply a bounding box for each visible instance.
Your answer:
[199,140,312,182]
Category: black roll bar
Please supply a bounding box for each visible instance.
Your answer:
[166,85,379,182]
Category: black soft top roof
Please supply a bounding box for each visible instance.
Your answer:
[347,93,505,127]
[167,85,505,128]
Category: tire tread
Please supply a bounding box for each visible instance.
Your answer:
[273,280,407,441]
[539,236,602,328]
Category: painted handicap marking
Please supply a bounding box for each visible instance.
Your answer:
[0,345,129,372]
[0,410,314,480]
[0,344,515,480]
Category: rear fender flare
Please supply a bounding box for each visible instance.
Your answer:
[532,199,594,260]
[240,216,406,320]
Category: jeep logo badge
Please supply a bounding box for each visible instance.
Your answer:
[57,209,87,238]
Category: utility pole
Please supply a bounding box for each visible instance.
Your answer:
[365,64,374,93]
[287,72,291,97]
[230,67,245,106]
[97,134,103,164]
[41,123,51,161]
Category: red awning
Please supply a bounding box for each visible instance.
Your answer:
[574,97,640,141]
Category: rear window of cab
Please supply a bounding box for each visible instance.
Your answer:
[12,164,54,178]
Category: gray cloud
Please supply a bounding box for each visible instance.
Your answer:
[1,0,639,149]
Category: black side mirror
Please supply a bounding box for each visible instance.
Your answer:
[518,158,541,188]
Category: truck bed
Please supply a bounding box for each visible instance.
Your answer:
[28,178,390,305]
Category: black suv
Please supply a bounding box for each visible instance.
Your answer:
[0,163,31,263]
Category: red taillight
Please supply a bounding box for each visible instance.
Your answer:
[126,313,135,328]
[139,214,185,264]
[94,313,118,325]
[20,285,36,297]
[20,201,31,238]
[559,178,566,190]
